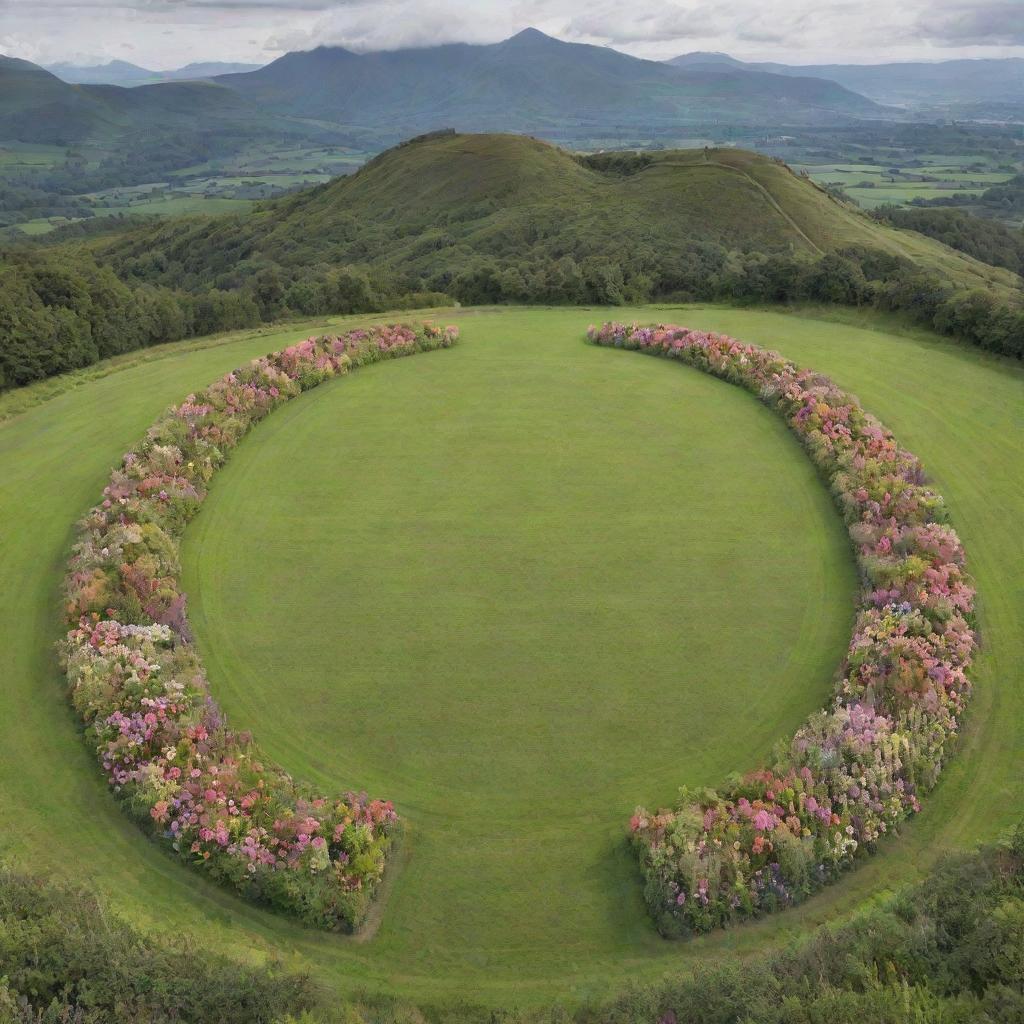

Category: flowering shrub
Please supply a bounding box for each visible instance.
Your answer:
[588,322,976,937]
[61,322,458,931]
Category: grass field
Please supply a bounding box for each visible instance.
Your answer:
[792,159,1018,211]
[0,305,1021,1010]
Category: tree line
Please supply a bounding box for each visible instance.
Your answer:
[2,236,1022,391]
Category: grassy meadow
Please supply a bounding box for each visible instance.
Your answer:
[793,156,1018,211]
[0,305,1021,1009]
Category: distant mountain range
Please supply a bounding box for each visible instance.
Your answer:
[0,29,895,149]
[214,28,888,130]
[0,55,259,143]
[43,59,264,86]
[3,29,1023,155]
[667,52,1024,110]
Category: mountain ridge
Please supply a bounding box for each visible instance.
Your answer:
[211,28,889,131]
[667,51,1024,107]
[42,58,264,86]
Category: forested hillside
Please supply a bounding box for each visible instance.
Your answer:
[3,132,1022,389]
[98,133,1018,295]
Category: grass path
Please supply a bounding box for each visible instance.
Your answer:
[0,306,1020,1010]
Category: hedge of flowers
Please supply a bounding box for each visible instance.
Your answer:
[61,322,458,931]
[588,322,976,938]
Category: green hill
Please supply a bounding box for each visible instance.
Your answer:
[99,131,1019,297]
[5,132,1019,390]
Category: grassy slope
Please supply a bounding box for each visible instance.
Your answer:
[98,135,1021,298]
[0,306,1020,1010]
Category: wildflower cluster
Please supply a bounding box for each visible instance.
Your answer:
[588,322,976,937]
[61,322,458,930]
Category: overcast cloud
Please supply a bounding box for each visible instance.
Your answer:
[0,0,1021,70]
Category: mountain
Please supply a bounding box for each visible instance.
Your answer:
[43,59,263,86]
[0,56,77,113]
[667,53,1024,109]
[44,59,156,86]
[101,131,1017,299]
[668,52,749,70]
[214,28,889,129]
[163,62,263,81]
[0,56,118,140]
[0,55,260,143]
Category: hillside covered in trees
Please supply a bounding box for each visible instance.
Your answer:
[2,132,1022,389]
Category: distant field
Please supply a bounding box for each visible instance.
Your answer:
[0,139,366,234]
[0,142,69,168]
[793,156,1018,211]
[13,195,254,234]
[0,305,1021,1008]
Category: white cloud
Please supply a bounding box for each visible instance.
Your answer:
[918,0,1024,46]
[1,0,1021,70]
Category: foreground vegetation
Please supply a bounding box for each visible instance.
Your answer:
[0,306,1020,1005]
[0,867,315,1023]
[873,205,1024,275]
[4,825,1023,1021]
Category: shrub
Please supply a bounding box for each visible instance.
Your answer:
[0,866,315,1023]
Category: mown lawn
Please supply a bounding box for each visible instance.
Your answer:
[0,306,1021,1010]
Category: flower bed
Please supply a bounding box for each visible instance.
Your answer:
[61,322,458,931]
[588,322,976,937]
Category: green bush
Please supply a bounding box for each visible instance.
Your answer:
[0,867,316,1023]
[2,826,1024,1023]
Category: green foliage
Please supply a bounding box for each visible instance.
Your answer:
[574,151,654,176]
[6,827,1023,1022]
[540,828,1024,1023]
[874,205,1024,275]
[0,866,316,1023]
[0,247,431,390]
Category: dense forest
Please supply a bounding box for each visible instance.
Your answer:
[3,826,1023,1022]
[3,235,1023,390]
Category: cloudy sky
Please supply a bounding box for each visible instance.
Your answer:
[0,0,1021,70]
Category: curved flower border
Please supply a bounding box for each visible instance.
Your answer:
[588,322,976,938]
[60,322,458,931]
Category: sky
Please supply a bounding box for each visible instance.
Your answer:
[0,0,1022,70]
